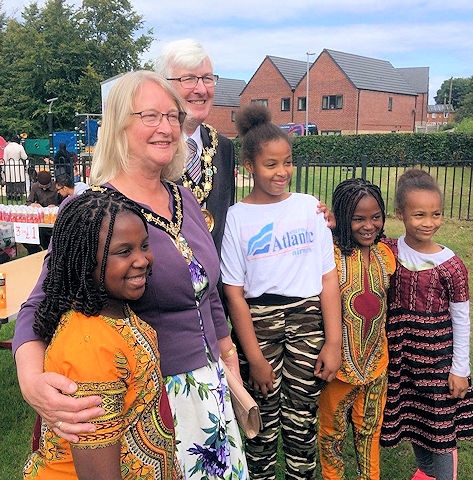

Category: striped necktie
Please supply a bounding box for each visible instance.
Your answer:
[186,138,202,183]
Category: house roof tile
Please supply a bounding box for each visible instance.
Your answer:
[324,49,418,96]
[427,104,454,113]
[213,77,246,107]
[397,67,429,94]
[268,56,311,89]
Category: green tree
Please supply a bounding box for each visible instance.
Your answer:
[0,0,153,139]
[0,1,82,137]
[434,77,473,109]
[455,91,473,123]
[77,0,153,79]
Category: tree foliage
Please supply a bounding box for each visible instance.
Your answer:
[455,91,473,123]
[0,0,153,139]
[455,117,473,133]
[434,77,473,110]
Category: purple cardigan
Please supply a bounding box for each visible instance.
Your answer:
[13,183,229,377]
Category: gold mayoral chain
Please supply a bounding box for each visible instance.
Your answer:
[181,124,218,232]
[90,184,194,264]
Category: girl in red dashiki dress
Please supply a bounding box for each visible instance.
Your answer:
[380,169,473,480]
[318,178,395,480]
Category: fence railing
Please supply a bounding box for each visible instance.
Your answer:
[235,155,473,220]
[0,158,92,205]
[2,155,472,220]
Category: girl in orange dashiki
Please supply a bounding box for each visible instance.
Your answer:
[318,179,396,479]
[23,190,182,480]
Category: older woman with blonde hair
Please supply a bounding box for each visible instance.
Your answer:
[14,70,248,480]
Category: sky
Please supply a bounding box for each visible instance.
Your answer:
[2,0,473,104]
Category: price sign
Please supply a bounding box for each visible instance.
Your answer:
[13,223,40,244]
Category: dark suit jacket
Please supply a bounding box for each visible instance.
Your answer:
[200,125,235,255]
[179,124,235,256]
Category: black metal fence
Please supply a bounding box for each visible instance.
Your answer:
[1,155,472,220]
[0,157,92,205]
[235,155,473,221]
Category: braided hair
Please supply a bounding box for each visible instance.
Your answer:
[332,178,386,256]
[33,189,148,343]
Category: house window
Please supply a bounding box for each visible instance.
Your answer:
[281,98,290,111]
[231,110,236,122]
[322,95,343,110]
[297,97,307,111]
[388,97,393,111]
[251,99,268,106]
[431,113,437,118]
[321,130,342,136]
[444,111,449,119]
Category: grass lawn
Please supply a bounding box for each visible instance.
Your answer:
[1,217,472,479]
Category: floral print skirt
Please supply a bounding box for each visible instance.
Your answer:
[164,359,249,480]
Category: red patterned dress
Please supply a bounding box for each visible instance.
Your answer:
[381,236,473,453]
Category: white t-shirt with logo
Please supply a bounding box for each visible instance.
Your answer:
[221,193,335,299]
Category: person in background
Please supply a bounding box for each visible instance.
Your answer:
[13,70,248,480]
[27,166,38,189]
[53,142,74,177]
[380,169,473,480]
[73,164,81,182]
[55,173,89,198]
[26,170,61,208]
[155,38,235,255]
[317,178,396,480]
[220,104,342,480]
[3,134,28,201]
[24,170,62,253]
[24,189,183,480]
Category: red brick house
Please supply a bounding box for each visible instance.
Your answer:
[240,49,429,135]
[239,56,307,127]
[206,77,245,138]
[426,104,455,128]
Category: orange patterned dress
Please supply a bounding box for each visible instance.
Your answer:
[24,307,182,480]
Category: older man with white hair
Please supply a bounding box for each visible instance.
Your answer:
[156,38,235,255]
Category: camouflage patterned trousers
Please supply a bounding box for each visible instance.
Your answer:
[236,295,326,480]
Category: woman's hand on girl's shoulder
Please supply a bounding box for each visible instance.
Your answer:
[25,371,105,442]
[16,341,105,443]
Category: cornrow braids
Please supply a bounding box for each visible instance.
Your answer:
[332,178,386,256]
[33,189,148,343]
[395,168,442,212]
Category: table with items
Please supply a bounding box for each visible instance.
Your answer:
[0,250,47,325]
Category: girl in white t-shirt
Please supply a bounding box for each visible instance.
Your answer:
[220,104,342,480]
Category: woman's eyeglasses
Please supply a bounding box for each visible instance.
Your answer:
[130,110,187,127]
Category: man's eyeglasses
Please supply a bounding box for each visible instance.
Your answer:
[130,110,187,128]
[167,74,219,89]
[56,186,65,192]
